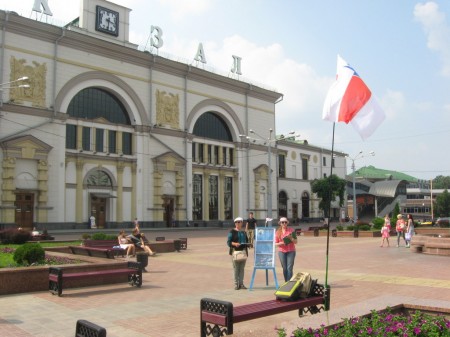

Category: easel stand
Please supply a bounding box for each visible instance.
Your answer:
[249,266,278,290]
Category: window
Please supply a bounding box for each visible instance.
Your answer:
[193,112,232,141]
[278,154,286,178]
[95,129,104,152]
[199,143,204,162]
[209,175,218,220]
[323,157,326,166]
[292,165,297,179]
[302,158,308,180]
[122,132,132,155]
[66,125,77,149]
[193,174,203,220]
[82,127,91,151]
[108,130,117,153]
[224,176,233,220]
[332,158,335,168]
[67,87,130,125]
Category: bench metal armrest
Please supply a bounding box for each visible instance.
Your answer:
[200,298,233,337]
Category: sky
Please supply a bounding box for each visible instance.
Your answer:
[1,0,450,181]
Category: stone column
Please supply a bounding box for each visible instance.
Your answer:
[75,158,84,223]
[116,162,124,222]
[37,160,49,223]
[1,157,16,223]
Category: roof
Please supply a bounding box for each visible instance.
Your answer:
[369,180,407,197]
[352,165,418,182]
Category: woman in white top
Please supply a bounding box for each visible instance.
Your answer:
[118,230,135,257]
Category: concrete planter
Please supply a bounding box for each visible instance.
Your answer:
[0,251,131,296]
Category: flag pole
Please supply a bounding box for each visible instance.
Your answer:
[324,122,335,311]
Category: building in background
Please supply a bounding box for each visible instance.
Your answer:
[0,0,346,231]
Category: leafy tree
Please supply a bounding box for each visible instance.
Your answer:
[432,176,450,189]
[311,175,346,217]
[434,189,450,217]
[392,202,401,224]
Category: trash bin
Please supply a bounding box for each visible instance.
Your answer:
[353,229,359,238]
[136,252,148,272]
[332,229,337,237]
[314,228,319,237]
[174,239,181,252]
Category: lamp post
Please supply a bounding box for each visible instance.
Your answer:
[240,130,298,224]
[347,150,375,223]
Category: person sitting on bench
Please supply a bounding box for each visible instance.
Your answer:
[128,228,155,256]
[118,230,135,258]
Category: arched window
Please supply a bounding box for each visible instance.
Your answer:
[193,112,232,141]
[87,170,112,187]
[67,88,130,125]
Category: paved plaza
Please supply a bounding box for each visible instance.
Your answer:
[0,228,449,337]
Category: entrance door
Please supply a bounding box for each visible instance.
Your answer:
[15,193,34,230]
[163,197,174,227]
[91,196,106,228]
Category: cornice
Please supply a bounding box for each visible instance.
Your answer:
[1,11,283,104]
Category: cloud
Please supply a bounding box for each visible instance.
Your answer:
[379,89,405,120]
[414,1,450,76]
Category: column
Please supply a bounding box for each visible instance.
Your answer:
[1,157,16,223]
[37,160,49,223]
[75,158,84,223]
[116,162,124,222]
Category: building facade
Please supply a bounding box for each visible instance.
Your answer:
[0,0,346,231]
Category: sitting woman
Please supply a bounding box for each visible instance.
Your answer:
[118,230,135,257]
[128,228,155,256]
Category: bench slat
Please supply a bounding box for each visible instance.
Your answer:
[201,312,227,326]
[233,297,323,323]
[58,269,136,279]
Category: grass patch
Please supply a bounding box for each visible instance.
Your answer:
[0,241,83,268]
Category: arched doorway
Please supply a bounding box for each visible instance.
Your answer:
[87,170,114,229]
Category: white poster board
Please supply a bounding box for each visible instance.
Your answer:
[254,227,276,268]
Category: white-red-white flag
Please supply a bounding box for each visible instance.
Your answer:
[322,55,385,140]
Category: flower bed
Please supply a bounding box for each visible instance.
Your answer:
[277,304,450,337]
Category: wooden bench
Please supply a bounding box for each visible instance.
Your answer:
[68,245,115,259]
[200,283,326,336]
[49,261,142,296]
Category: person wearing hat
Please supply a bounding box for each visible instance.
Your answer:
[227,217,249,290]
[395,214,407,247]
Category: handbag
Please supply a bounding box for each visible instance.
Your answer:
[405,232,411,240]
[232,250,247,261]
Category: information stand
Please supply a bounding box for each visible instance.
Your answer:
[249,227,278,290]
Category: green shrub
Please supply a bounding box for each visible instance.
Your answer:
[346,225,354,231]
[371,217,384,230]
[13,243,45,265]
[357,223,371,231]
[336,225,344,231]
[91,232,107,240]
[81,233,91,240]
[91,232,117,240]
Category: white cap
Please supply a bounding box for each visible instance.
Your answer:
[234,217,243,223]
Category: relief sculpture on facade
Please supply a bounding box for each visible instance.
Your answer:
[156,89,179,129]
[10,57,46,107]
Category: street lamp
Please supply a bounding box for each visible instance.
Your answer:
[347,150,375,223]
[240,130,298,224]
[0,76,30,106]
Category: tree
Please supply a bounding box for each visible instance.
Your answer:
[434,189,450,217]
[311,175,346,217]
[432,176,450,189]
